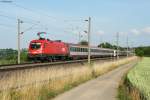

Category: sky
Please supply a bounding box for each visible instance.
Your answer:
[0,0,150,49]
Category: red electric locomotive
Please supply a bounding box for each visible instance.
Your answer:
[28,38,69,61]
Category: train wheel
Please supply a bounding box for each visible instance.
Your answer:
[47,57,53,62]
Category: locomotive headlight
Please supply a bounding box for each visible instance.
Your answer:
[38,49,42,53]
[62,48,66,52]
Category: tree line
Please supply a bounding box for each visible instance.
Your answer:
[135,46,150,57]
[0,48,28,64]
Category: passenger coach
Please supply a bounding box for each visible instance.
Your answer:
[69,45,115,59]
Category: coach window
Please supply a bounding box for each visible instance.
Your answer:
[83,48,85,52]
[75,47,77,52]
[81,48,83,52]
[78,48,80,52]
[85,48,87,52]
[74,48,76,52]
[72,47,76,52]
[70,47,72,51]
[73,47,75,52]
[76,48,78,52]
[77,48,79,52]
[72,47,74,51]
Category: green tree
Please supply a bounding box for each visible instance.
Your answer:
[78,40,88,45]
[135,47,144,57]
[98,42,126,50]
[135,46,150,57]
[98,42,113,48]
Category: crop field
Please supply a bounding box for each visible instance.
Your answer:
[127,57,150,100]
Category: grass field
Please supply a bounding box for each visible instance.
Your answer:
[127,57,150,100]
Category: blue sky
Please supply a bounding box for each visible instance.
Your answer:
[0,0,150,49]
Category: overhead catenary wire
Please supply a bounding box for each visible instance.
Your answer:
[0,2,87,40]
[22,21,41,33]
[1,0,84,22]
[0,23,16,28]
[11,3,64,22]
[11,2,84,23]
[0,1,89,31]
[0,12,43,30]
[1,2,85,28]
[0,13,16,20]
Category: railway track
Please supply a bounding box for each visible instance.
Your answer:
[0,57,115,72]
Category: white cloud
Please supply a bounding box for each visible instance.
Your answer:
[130,29,141,35]
[97,30,105,35]
[130,27,150,35]
[119,32,128,35]
[142,27,150,34]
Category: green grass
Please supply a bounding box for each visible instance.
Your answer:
[117,73,132,100]
[117,83,131,100]
[0,58,29,65]
[127,57,150,100]
[0,59,17,65]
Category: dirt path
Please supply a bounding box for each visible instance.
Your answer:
[53,61,137,100]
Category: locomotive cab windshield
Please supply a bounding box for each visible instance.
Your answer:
[30,42,41,50]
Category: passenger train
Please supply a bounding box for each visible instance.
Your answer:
[28,37,129,62]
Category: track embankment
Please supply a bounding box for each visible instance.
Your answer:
[0,58,112,72]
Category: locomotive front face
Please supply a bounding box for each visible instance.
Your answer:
[30,42,41,50]
[28,42,43,58]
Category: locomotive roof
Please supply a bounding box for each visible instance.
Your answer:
[31,38,64,43]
